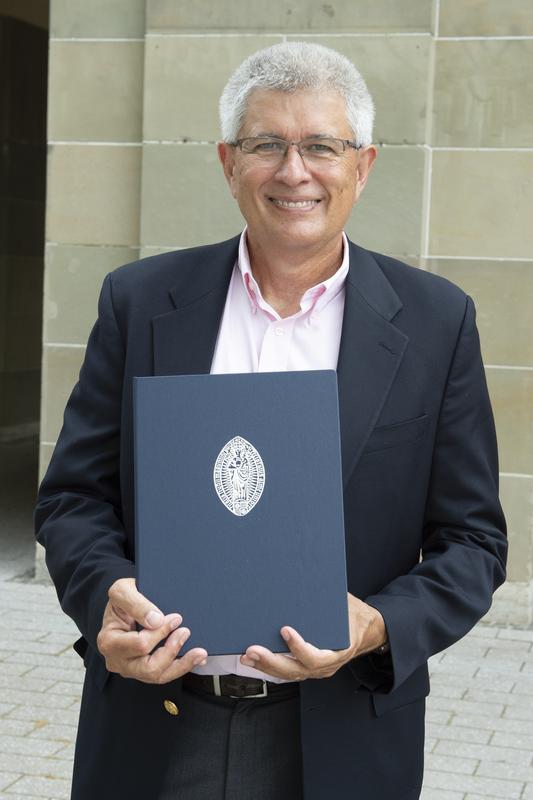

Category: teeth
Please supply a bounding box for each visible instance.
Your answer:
[271,199,318,208]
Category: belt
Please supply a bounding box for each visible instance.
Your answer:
[183,672,299,699]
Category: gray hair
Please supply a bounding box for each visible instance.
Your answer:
[219,41,375,146]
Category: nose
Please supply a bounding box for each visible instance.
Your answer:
[273,144,312,184]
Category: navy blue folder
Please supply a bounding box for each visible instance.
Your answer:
[133,370,349,655]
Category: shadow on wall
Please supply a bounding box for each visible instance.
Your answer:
[0,4,49,573]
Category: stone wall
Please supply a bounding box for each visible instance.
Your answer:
[41,0,533,623]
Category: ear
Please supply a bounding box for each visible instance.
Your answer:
[353,145,378,204]
[218,142,238,198]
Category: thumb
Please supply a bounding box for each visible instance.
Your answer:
[108,577,165,629]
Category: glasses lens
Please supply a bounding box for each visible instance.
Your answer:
[300,138,344,160]
[240,138,286,156]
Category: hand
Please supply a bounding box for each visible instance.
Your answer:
[240,593,387,681]
[96,577,208,684]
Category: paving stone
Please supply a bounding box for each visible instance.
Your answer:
[425,723,491,745]
[2,774,70,798]
[469,625,499,639]
[451,713,533,736]
[434,739,533,766]
[0,721,35,737]
[489,731,533,751]
[45,683,82,700]
[464,795,509,800]
[476,762,533,783]
[420,789,464,800]
[478,637,532,653]
[512,676,533,696]
[0,676,57,693]
[0,795,47,800]
[0,690,73,711]
[0,664,30,678]
[463,688,533,709]
[476,667,526,682]
[27,724,77,743]
[428,682,466,700]
[16,664,83,683]
[426,709,453,725]
[423,769,524,798]
[37,632,79,646]
[0,652,16,661]
[425,753,478,776]
[5,706,80,727]
[429,660,478,678]
[468,675,516,693]
[0,736,65,758]
[54,743,75,760]
[0,754,72,780]
[429,697,505,717]
[0,639,69,657]
[0,772,21,792]
[497,629,533,643]
[502,703,533,721]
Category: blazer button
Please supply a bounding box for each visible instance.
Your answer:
[164,700,179,716]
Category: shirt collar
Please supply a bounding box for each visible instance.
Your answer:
[237,228,349,321]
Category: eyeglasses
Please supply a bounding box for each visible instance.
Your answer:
[232,136,362,166]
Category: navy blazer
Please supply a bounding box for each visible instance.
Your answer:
[35,236,507,800]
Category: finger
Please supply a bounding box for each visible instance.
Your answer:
[102,600,134,632]
[157,645,210,684]
[281,627,337,669]
[129,627,208,684]
[241,646,304,681]
[108,577,166,629]
[102,613,182,660]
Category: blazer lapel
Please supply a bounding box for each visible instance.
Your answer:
[337,242,409,488]
[152,238,239,376]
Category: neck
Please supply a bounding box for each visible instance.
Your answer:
[245,232,344,318]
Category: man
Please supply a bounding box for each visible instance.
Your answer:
[35,42,507,800]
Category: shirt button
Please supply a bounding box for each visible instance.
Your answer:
[164,700,179,716]
[275,327,283,336]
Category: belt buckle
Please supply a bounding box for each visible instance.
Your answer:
[230,679,268,699]
[244,680,268,699]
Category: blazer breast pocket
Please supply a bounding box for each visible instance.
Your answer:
[363,414,429,455]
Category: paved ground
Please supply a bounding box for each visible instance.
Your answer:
[1,438,532,799]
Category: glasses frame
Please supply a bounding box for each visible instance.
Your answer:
[231,136,363,163]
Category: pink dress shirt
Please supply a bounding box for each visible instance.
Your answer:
[192,229,349,683]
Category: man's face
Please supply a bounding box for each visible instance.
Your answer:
[218,89,376,254]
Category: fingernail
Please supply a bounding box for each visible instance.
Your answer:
[194,655,207,666]
[169,616,181,630]
[281,629,290,642]
[146,610,163,627]
[179,629,190,645]
[241,657,255,667]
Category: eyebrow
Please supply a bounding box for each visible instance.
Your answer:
[250,132,337,139]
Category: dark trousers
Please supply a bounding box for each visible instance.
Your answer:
[159,684,304,800]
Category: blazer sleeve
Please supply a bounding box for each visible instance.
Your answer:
[351,295,508,693]
[34,274,136,653]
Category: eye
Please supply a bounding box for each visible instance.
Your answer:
[310,143,334,152]
[302,139,339,158]
[252,139,285,154]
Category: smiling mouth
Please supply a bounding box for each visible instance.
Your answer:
[268,198,322,209]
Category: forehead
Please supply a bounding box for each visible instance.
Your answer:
[240,88,352,137]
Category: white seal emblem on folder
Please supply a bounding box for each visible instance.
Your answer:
[213,436,265,516]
